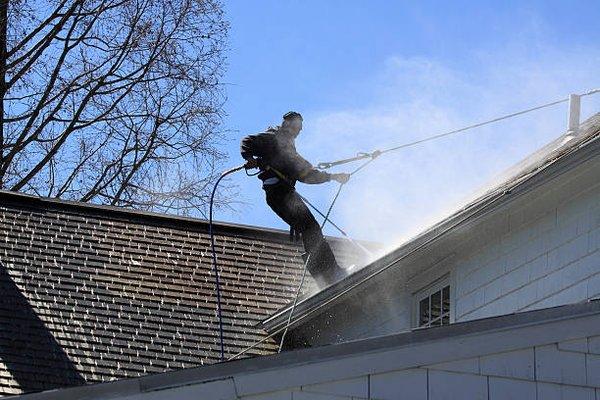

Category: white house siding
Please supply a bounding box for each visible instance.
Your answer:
[235,336,600,400]
[453,156,600,322]
[35,306,600,400]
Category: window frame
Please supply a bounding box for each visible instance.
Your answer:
[413,275,451,329]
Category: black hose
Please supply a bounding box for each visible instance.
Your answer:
[209,164,245,361]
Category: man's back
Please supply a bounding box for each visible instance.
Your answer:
[241,127,325,185]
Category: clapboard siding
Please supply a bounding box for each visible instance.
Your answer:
[454,159,600,322]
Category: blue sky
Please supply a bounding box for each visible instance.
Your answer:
[217,1,600,245]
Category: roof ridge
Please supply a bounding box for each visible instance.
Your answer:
[0,189,299,242]
[0,188,380,245]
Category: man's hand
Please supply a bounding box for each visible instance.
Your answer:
[331,173,350,184]
[244,158,260,169]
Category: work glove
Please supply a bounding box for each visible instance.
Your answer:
[331,173,350,184]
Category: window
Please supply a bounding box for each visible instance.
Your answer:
[415,279,451,328]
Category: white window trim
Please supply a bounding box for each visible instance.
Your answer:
[412,274,451,329]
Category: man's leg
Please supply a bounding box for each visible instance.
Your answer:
[264,185,346,286]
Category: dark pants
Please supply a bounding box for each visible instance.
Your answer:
[263,182,346,287]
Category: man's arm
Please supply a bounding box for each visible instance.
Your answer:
[293,154,352,184]
[299,168,332,184]
[288,153,328,184]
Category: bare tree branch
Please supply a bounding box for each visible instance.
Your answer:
[1,0,230,216]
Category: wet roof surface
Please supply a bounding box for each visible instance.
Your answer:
[262,113,600,332]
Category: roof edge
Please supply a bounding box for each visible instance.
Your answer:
[0,188,349,244]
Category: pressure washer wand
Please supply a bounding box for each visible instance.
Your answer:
[317,150,382,170]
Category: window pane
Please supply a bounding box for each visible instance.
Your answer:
[442,285,450,313]
[431,290,441,320]
[419,297,430,326]
[416,282,451,329]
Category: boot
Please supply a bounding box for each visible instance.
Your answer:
[305,240,347,288]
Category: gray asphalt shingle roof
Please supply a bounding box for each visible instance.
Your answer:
[0,190,368,396]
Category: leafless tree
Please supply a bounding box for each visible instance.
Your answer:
[0,0,230,216]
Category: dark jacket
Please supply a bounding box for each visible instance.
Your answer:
[240,127,331,186]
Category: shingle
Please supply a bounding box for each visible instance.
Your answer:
[0,193,372,396]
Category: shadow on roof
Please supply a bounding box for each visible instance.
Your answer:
[0,261,85,393]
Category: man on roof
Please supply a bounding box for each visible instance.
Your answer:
[241,111,350,287]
